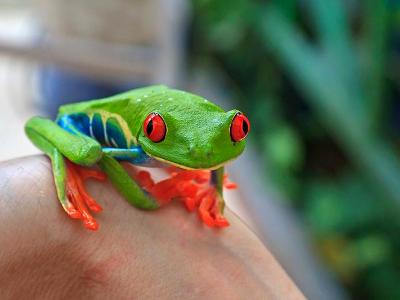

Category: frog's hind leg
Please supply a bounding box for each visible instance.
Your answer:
[25,117,105,230]
[97,154,159,210]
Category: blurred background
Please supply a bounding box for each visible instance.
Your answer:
[0,0,399,299]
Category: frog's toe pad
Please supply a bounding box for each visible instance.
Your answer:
[65,160,106,231]
[197,188,230,228]
[66,205,82,219]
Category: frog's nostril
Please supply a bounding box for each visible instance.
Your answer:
[188,145,212,159]
[188,144,195,155]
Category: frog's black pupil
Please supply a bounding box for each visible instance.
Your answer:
[242,120,248,134]
[147,120,153,134]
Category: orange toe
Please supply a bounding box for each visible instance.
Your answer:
[83,218,99,231]
[65,160,105,230]
[184,197,196,212]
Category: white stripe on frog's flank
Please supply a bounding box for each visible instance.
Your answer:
[100,113,110,146]
[111,138,118,148]
[88,114,95,139]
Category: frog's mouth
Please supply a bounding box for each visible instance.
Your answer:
[145,152,235,171]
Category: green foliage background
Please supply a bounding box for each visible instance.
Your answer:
[191,0,400,299]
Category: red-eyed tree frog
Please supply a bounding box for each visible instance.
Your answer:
[25,85,250,230]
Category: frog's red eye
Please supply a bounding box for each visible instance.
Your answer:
[230,112,250,142]
[143,113,166,142]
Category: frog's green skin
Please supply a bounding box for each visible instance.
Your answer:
[25,85,247,229]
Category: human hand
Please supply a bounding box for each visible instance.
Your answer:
[0,156,305,299]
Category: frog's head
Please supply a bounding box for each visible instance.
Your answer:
[138,105,250,170]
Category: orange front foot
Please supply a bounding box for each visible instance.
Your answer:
[135,168,236,228]
[65,160,106,230]
[195,188,229,228]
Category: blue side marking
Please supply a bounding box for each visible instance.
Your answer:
[72,113,91,136]
[106,117,128,148]
[56,115,72,132]
[57,113,90,136]
[91,113,106,144]
[102,146,161,166]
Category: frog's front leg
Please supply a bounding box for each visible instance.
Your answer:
[197,167,230,227]
[147,167,234,228]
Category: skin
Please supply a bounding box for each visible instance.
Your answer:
[0,156,305,299]
[24,85,248,229]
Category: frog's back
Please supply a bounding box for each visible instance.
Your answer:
[57,85,170,116]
